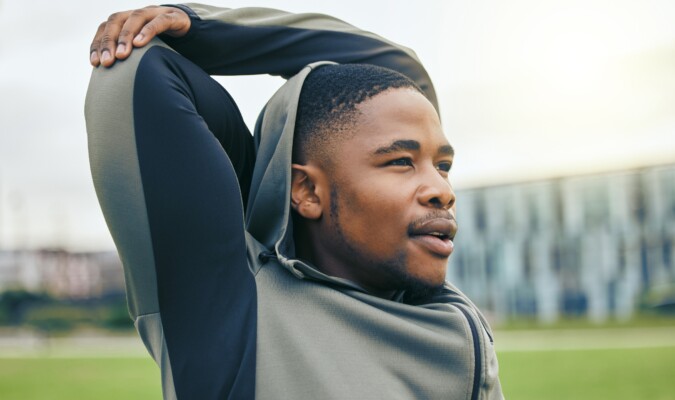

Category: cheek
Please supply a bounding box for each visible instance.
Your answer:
[341,183,412,248]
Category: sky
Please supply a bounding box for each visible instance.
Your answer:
[0,0,673,251]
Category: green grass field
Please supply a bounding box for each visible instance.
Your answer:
[499,347,675,400]
[1,347,674,399]
[0,357,161,399]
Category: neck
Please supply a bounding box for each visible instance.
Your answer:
[293,216,396,299]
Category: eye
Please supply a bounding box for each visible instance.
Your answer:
[437,161,452,173]
[387,157,413,167]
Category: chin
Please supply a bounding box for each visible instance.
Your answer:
[412,259,448,285]
[371,251,447,300]
[399,265,446,302]
[404,245,449,285]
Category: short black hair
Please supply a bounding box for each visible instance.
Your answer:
[293,63,424,165]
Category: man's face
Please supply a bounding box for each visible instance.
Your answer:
[312,88,457,296]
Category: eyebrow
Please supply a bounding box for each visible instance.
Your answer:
[438,144,455,156]
[373,140,420,154]
[373,140,455,157]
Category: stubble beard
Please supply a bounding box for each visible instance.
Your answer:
[329,186,444,301]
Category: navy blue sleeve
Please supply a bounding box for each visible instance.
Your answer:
[85,40,256,399]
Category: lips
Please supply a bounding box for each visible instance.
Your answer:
[408,217,457,257]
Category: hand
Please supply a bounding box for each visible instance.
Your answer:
[90,5,191,67]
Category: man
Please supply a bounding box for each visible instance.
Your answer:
[86,4,502,399]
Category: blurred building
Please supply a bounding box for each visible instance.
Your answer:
[0,249,125,299]
[2,164,674,322]
[448,164,675,323]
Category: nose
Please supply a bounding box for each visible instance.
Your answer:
[417,167,455,210]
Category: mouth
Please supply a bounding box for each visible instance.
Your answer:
[408,217,457,258]
[424,231,452,240]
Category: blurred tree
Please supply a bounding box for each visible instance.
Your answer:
[0,289,49,325]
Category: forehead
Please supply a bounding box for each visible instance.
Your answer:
[349,88,448,151]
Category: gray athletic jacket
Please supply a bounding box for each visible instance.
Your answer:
[85,3,503,399]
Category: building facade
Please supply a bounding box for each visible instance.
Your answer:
[447,164,675,323]
[2,165,674,323]
[0,249,125,299]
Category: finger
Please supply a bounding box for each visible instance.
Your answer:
[99,12,128,67]
[89,22,107,66]
[132,12,178,47]
[115,9,157,60]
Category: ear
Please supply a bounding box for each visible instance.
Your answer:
[291,164,323,220]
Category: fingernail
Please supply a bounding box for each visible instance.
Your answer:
[101,50,111,64]
[134,33,144,43]
[90,52,99,65]
[116,43,126,56]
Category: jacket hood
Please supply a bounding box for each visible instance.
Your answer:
[242,62,492,311]
[245,61,364,289]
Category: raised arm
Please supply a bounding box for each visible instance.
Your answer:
[89,3,438,110]
[85,39,259,398]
